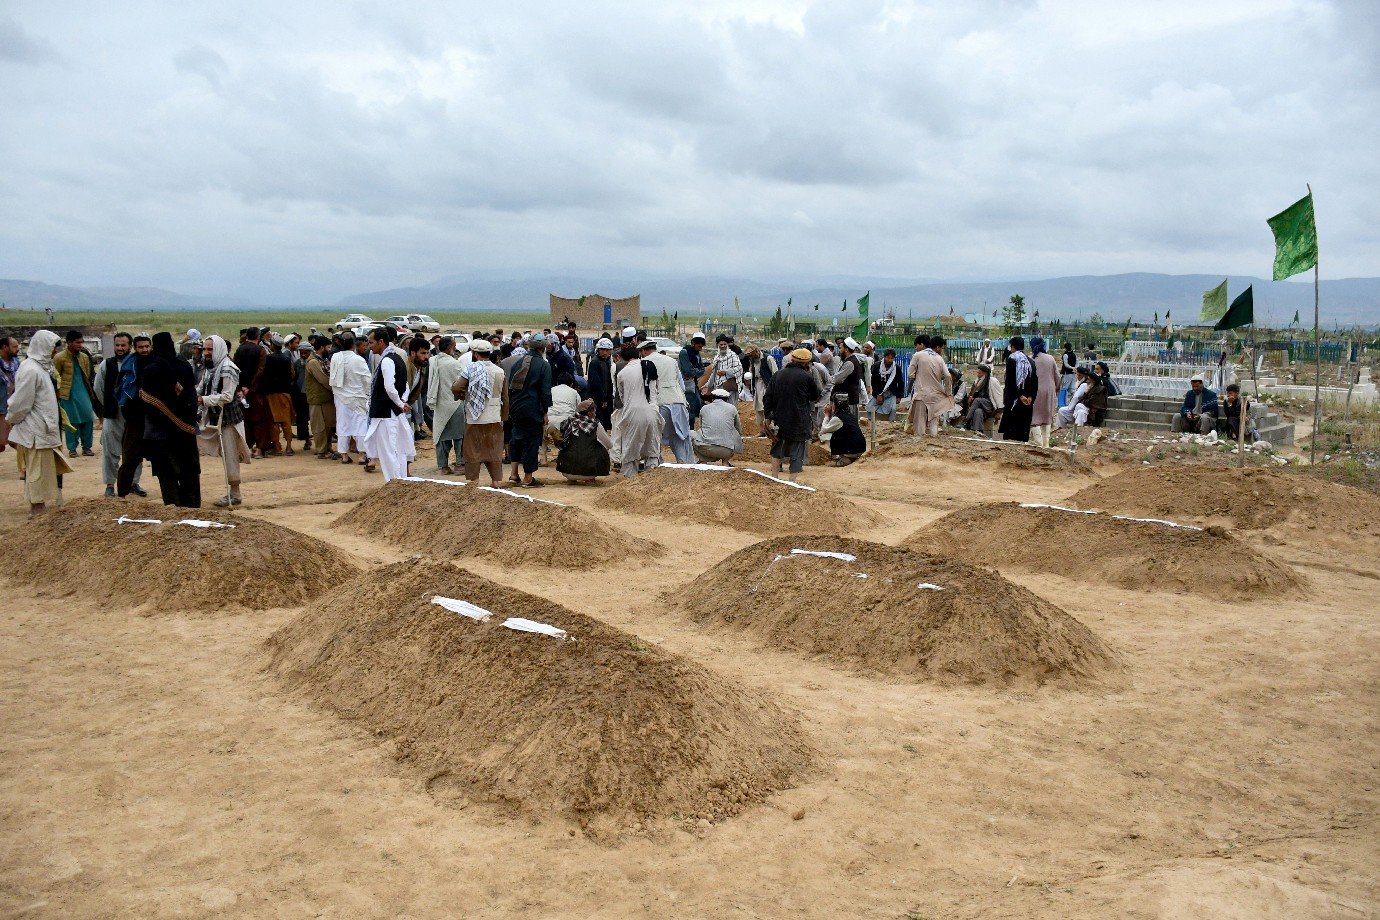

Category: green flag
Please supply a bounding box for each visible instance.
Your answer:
[854,291,870,338]
[1214,285,1254,331]
[1267,192,1318,280]
[1200,278,1229,323]
[1291,309,1299,326]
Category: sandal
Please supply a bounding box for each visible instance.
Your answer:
[363,463,377,473]
[340,455,354,464]
[522,478,543,488]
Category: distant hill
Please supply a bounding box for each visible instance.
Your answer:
[0,279,257,309]
[340,272,1380,325]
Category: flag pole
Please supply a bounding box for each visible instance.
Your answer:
[1308,183,1320,466]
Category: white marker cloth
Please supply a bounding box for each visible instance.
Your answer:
[115,516,235,529]
[477,485,567,507]
[400,476,468,488]
[501,617,572,641]
[916,583,945,591]
[661,463,733,471]
[431,596,493,622]
[1020,503,1202,530]
[789,548,857,562]
[743,468,817,491]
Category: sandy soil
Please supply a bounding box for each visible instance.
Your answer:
[0,432,1376,919]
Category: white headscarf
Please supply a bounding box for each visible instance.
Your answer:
[26,329,59,372]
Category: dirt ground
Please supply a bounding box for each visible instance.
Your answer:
[1,431,1376,919]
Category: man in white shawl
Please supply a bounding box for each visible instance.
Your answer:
[5,330,71,516]
[426,336,467,474]
[196,334,252,507]
[330,334,372,467]
[613,345,663,478]
[362,327,415,483]
[639,338,693,463]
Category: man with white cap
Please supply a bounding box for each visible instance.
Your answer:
[690,388,742,465]
[452,339,508,485]
[587,336,616,430]
[330,333,372,466]
[831,337,867,409]
[1172,374,1219,434]
[678,332,709,422]
[639,337,693,463]
[859,340,877,402]
[621,325,640,348]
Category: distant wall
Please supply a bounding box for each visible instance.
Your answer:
[550,294,640,329]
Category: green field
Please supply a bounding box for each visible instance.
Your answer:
[0,308,549,344]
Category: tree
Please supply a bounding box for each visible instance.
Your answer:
[1087,311,1104,327]
[1001,294,1026,333]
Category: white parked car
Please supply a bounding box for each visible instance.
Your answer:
[334,313,374,332]
[406,314,441,333]
[643,336,682,356]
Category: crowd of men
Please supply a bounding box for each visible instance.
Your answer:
[1,320,1143,518]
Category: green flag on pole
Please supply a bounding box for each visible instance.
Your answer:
[1213,285,1254,331]
[1291,309,1299,326]
[1267,193,1318,280]
[1200,278,1229,323]
[854,291,870,338]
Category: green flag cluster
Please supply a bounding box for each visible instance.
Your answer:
[1200,278,1229,323]
[1267,192,1318,280]
[854,292,869,338]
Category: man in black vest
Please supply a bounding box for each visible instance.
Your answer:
[364,326,416,482]
[92,331,146,497]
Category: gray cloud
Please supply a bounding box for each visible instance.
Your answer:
[0,0,1374,304]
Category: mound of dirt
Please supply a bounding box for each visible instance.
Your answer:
[1068,466,1380,538]
[737,399,761,437]
[595,465,877,535]
[670,536,1117,686]
[335,479,660,569]
[871,427,1097,474]
[738,437,833,466]
[0,498,355,610]
[907,503,1301,598]
[266,559,813,829]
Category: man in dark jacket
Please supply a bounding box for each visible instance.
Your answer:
[233,327,268,453]
[92,331,146,497]
[678,332,708,422]
[506,332,553,487]
[764,347,822,482]
[1172,375,1218,434]
[586,337,615,431]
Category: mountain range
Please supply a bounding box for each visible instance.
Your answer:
[339,272,1380,325]
[2,273,1376,325]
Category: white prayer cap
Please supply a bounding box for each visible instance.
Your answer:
[844,336,860,351]
[639,339,656,350]
[691,332,706,343]
[595,337,614,350]
[1190,374,1204,382]
[863,340,876,349]
[455,341,470,353]
[469,339,492,353]
[621,326,638,338]
[711,388,730,399]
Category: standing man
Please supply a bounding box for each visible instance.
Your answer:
[868,349,904,421]
[454,340,508,486]
[0,334,19,450]
[909,335,952,436]
[233,326,267,455]
[305,336,336,460]
[259,335,296,455]
[330,334,371,466]
[92,331,145,497]
[640,338,692,464]
[289,336,311,449]
[763,348,821,483]
[116,334,153,497]
[197,335,251,507]
[506,332,553,487]
[706,335,743,395]
[426,336,466,474]
[613,344,662,478]
[364,327,415,482]
[998,335,1038,442]
[54,330,96,458]
[678,332,708,422]
[741,344,776,434]
[6,330,71,516]
[587,337,616,431]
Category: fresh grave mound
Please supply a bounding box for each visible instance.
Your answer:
[870,427,1096,474]
[335,479,660,569]
[738,437,833,466]
[0,497,355,611]
[1068,465,1380,538]
[670,535,1117,686]
[266,559,813,827]
[594,465,877,535]
[906,502,1301,599]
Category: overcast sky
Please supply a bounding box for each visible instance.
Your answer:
[1,0,1376,303]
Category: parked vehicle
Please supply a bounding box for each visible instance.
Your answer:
[406,314,440,333]
[333,313,374,332]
